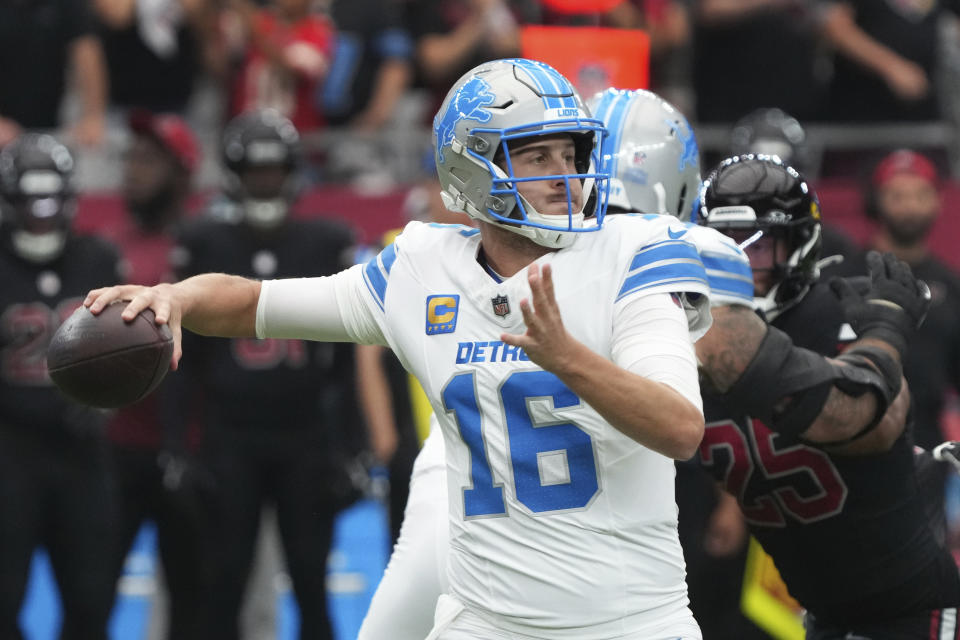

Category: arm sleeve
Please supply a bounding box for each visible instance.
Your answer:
[255,264,388,346]
[612,292,703,412]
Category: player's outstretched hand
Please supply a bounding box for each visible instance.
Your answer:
[828,250,931,358]
[501,263,579,374]
[84,283,184,370]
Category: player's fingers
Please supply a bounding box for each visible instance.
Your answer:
[528,265,553,319]
[83,287,110,308]
[865,250,884,284]
[518,298,537,331]
[541,263,557,307]
[120,291,156,322]
[500,331,523,348]
[87,285,140,313]
[170,322,183,371]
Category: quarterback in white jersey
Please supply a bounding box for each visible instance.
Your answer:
[84,61,711,639]
[334,213,710,638]
[355,219,751,640]
[358,87,754,640]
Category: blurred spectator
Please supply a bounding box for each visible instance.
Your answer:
[406,0,538,113]
[100,112,212,640]
[225,0,334,131]
[834,150,960,450]
[0,0,108,146]
[320,0,414,132]
[820,0,959,122]
[0,134,121,638]
[174,109,358,640]
[93,0,211,114]
[690,0,825,123]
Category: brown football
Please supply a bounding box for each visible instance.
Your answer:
[47,302,173,408]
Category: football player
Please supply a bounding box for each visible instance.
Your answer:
[361,88,947,640]
[697,154,960,638]
[86,58,714,639]
[0,134,122,638]
[171,109,359,640]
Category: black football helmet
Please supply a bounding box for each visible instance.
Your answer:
[0,133,76,263]
[221,108,302,229]
[729,108,809,174]
[697,154,822,319]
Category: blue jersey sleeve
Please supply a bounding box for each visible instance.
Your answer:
[361,242,398,311]
[616,238,709,303]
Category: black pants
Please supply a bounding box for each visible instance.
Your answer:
[108,444,213,640]
[0,428,118,640]
[203,426,353,640]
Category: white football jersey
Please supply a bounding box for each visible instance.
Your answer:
[362,215,711,637]
[264,214,712,637]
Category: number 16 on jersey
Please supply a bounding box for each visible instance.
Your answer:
[442,370,601,517]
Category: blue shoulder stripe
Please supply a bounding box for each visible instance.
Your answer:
[626,239,700,272]
[618,240,707,301]
[380,242,398,274]
[700,252,753,301]
[362,243,399,311]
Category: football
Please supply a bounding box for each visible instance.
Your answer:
[47,302,174,408]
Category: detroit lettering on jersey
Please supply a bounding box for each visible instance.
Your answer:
[455,340,530,364]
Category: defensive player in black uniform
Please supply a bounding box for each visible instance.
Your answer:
[0,134,122,639]
[173,109,358,640]
[695,155,960,638]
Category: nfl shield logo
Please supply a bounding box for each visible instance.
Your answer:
[491,294,510,317]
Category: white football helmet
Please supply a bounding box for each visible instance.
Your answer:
[588,88,700,221]
[433,58,610,249]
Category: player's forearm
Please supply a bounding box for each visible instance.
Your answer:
[177,273,261,338]
[553,342,704,460]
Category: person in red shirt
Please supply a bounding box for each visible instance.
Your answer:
[228,0,333,132]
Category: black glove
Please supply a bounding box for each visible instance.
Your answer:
[829,250,931,358]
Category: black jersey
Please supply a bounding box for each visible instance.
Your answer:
[174,217,356,430]
[0,235,121,432]
[698,282,960,625]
